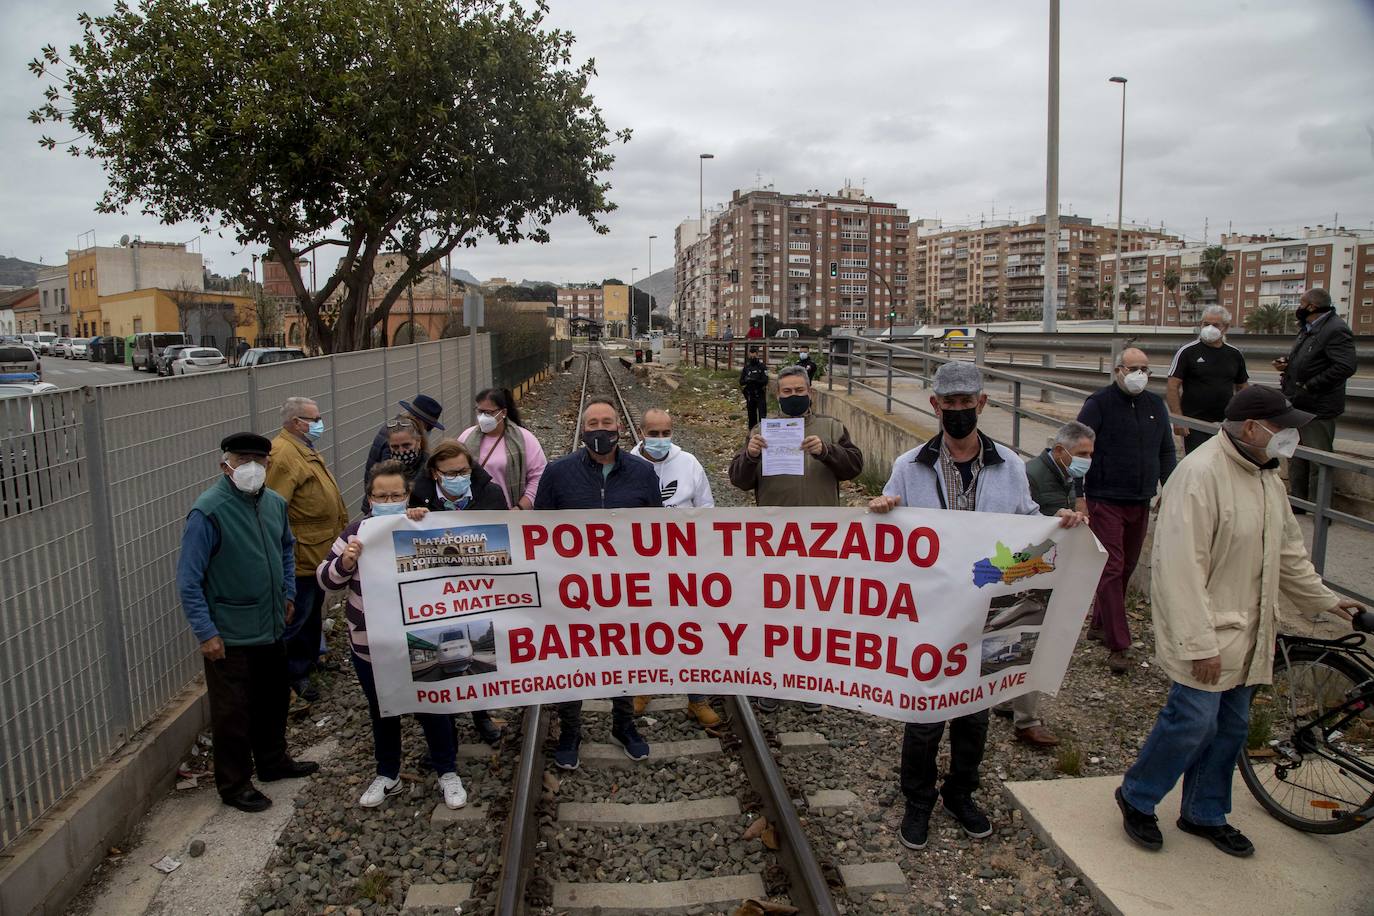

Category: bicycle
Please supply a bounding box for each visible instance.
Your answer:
[1240,610,1374,833]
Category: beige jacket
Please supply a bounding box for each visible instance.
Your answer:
[1150,432,1335,690]
[266,431,350,571]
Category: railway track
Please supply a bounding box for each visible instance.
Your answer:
[495,345,840,915]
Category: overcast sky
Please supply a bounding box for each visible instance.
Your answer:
[3,0,1373,287]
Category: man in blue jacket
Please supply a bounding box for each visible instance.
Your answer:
[177,433,319,812]
[870,361,1086,852]
[1077,348,1177,674]
[534,398,663,769]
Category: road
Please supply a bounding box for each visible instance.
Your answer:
[40,357,151,389]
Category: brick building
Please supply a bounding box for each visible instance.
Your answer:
[675,185,909,335]
[556,285,604,324]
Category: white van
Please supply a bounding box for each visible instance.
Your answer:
[774,328,799,340]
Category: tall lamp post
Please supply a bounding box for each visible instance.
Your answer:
[1109,75,1128,332]
[630,267,638,339]
[647,234,657,335]
[698,153,714,336]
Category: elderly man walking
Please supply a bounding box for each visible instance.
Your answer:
[1077,347,1177,674]
[1116,386,1363,856]
[266,397,350,702]
[177,434,319,812]
[1166,305,1248,454]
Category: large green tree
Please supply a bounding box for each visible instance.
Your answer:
[31,0,628,352]
[1200,246,1234,298]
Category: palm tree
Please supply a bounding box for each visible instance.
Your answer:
[1074,285,1097,318]
[1098,283,1115,319]
[1119,286,1141,323]
[1162,267,1180,326]
[1243,302,1291,334]
[984,289,1000,326]
[1184,283,1203,308]
[1200,246,1233,299]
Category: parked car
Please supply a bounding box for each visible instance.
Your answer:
[132,331,189,372]
[52,337,73,358]
[171,348,227,374]
[69,338,90,360]
[34,332,58,354]
[239,347,306,367]
[0,344,41,383]
[155,344,196,376]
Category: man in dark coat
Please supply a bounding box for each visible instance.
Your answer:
[177,433,319,812]
[1275,287,1357,503]
[739,346,769,431]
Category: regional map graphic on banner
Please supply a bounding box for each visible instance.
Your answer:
[357,507,1106,723]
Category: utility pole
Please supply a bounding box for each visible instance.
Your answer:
[1110,75,1128,333]
[1042,0,1060,337]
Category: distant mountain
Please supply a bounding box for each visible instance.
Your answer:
[448,267,481,287]
[518,279,557,289]
[633,267,674,313]
[0,256,43,288]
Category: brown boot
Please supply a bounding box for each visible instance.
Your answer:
[686,700,721,728]
[633,695,649,716]
[1015,724,1061,748]
[1087,627,1104,643]
[1108,650,1130,675]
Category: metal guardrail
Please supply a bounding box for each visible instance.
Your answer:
[825,334,1374,607]
[0,332,584,851]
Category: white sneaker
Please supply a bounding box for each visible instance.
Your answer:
[438,771,467,809]
[359,775,400,808]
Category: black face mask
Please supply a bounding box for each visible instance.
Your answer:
[1295,307,1310,325]
[779,394,810,417]
[581,429,618,455]
[940,407,979,440]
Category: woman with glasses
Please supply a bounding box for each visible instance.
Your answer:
[362,417,428,513]
[457,388,547,510]
[317,459,468,811]
[410,440,507,744]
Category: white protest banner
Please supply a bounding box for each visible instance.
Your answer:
[357,507,1106,722]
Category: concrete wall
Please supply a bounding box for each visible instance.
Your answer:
[96,244,203,298]
[812,387,936,487]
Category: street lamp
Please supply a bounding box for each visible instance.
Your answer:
[1109,75,1127,332]
[648,234,657,335]
[630,267,638,339]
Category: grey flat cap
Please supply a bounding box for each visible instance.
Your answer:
[933,361,983,396]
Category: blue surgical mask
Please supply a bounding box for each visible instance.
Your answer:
[306,419,325,441]
[439,473,472,499]
[370,501,406,516]
[1067,456,1092,479]
[642,437,672,459]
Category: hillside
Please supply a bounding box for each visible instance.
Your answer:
[633,267,674,314]
[0,256,43,288]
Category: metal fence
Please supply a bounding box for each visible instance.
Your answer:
[826,334,1374,606]
[0,334,516,849]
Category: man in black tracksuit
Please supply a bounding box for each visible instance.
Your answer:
[534,397,663,770]
[1276,287,1357,503]
[739,346,769,431]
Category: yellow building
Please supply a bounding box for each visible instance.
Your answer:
[602,284,629,324]
[99,288,259,347]
[67,248,101,337]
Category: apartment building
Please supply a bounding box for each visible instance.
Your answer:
[675,185,909,335]
[911,216,1177,325]
[556,285,604,324]
[66,239,204,337]
[1099,226,1374,329]
[36,265,70,335]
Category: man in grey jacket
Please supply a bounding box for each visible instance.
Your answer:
[870,361,1086,852]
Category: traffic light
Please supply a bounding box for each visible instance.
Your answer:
[829,261,838,278]
[889,310,897,320]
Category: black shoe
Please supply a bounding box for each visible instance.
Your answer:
[292,678,319,702]
[942,794,992,839]
[1115,787,1163,850]
[222,786,272,812]
[992,704,1014,719]
[259,759,320,781]
[898,806,931,850]
[1176,817,1254,857]
[473,715,504,747]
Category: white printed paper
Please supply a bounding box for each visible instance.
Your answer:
[760,418,805,476]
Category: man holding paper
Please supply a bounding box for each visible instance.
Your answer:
[729,365,864,712]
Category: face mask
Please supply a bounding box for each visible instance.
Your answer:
[306,419,325,441]
[387,447,422,471]
[799,351,810,359]
[1294,307,1310,325]
[476,412,501,434]
[439,473,472,499]
[778,394,810,417]
[370,500,407,516]
[1120,370,1148,395]
[582,429,618,455]
[940,406,978,440]
[1067,456,1092,479]
[1199,325,1223,344]
[1262,425,1300,460]
[229,461,266,494]
[642,437,672,459]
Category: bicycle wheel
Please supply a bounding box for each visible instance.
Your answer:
[1240,643,1374,833]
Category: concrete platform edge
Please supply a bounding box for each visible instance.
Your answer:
[0,683,209,916]
[998,781,1125,916]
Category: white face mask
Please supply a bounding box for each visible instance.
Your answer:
[1199,325,1223,344]
[229,460,266,494]
[476,411,501,434]
[1120,369,1149,395]
[1262,425,1300,460]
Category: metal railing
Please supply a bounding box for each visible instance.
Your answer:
[826,334,1374,606]
[0,333,577,850]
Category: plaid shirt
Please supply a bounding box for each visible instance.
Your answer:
[938,443,983,511]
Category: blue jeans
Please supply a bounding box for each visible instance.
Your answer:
[1121,682,1255,827]
[351,653,457,779]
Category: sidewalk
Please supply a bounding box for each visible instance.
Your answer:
[1005,772,1374,916]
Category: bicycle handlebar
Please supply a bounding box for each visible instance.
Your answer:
[1353,609,1374,634]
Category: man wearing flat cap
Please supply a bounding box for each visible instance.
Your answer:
[1115,386,1364,857]
[364,393,445,483]
[177,433,319,813]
